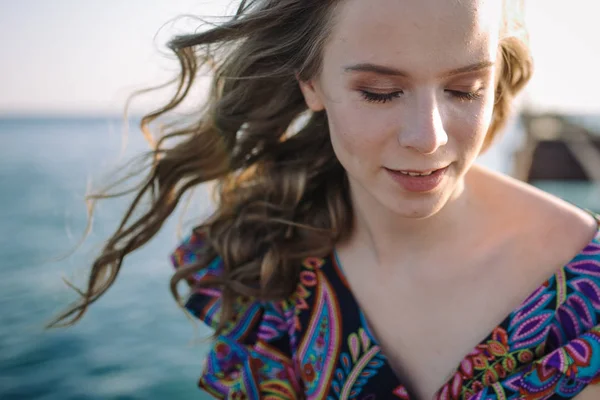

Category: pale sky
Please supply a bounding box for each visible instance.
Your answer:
[0,0,598,115]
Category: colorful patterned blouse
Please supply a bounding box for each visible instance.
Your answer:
[170,214,600,399]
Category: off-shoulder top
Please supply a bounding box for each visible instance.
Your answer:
[170,213,600,399]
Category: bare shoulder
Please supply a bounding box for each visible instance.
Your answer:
[468,164,598,264]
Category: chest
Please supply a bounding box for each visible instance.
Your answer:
[352,280,500,398]
[336,247,560,399]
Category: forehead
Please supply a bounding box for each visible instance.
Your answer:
[325,0,503,77]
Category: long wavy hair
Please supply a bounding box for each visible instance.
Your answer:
[48,0,533,333]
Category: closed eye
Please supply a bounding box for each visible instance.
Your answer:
[446,89,484,102]
[359,90,403,104]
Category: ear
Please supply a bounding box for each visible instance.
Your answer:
[297,75,325,112]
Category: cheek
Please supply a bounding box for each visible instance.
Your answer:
[326,104,393,167]
[452,99,495,149]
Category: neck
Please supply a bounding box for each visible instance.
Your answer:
[344,174,477,269]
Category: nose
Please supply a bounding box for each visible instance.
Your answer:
[397,92,448,155]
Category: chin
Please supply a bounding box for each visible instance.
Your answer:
[378,175,459,219]
[382,165,462,219]
[385,195,448,219]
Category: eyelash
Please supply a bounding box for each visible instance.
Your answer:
[359,90,484,104]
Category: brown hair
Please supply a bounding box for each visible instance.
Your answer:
[48,0,533,333]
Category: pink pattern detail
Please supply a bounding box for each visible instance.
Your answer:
[571,278,600,307]
[568,259,600,277]
[567,294,595,330]
[511,314,552,342]
[393,385,409,399]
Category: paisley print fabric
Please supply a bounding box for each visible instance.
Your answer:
[170,213,600,399]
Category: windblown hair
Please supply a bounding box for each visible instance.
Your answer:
[49,0,533,333]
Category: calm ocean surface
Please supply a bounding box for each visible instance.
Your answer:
[0,116,598,399]
[1,117,213,400]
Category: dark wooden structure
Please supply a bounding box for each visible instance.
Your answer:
[514,113,600,183]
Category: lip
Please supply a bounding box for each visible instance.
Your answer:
[387,165,449,173]
[393,167,445,174]
[384,165,449,192]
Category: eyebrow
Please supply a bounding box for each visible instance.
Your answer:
[343,60,495,79]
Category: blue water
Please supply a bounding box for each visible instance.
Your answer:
[1,116,598,400]
[0,117,214,400]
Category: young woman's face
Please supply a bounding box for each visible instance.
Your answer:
[300,0,502,219]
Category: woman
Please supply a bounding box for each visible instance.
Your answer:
[51,0,600,398]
